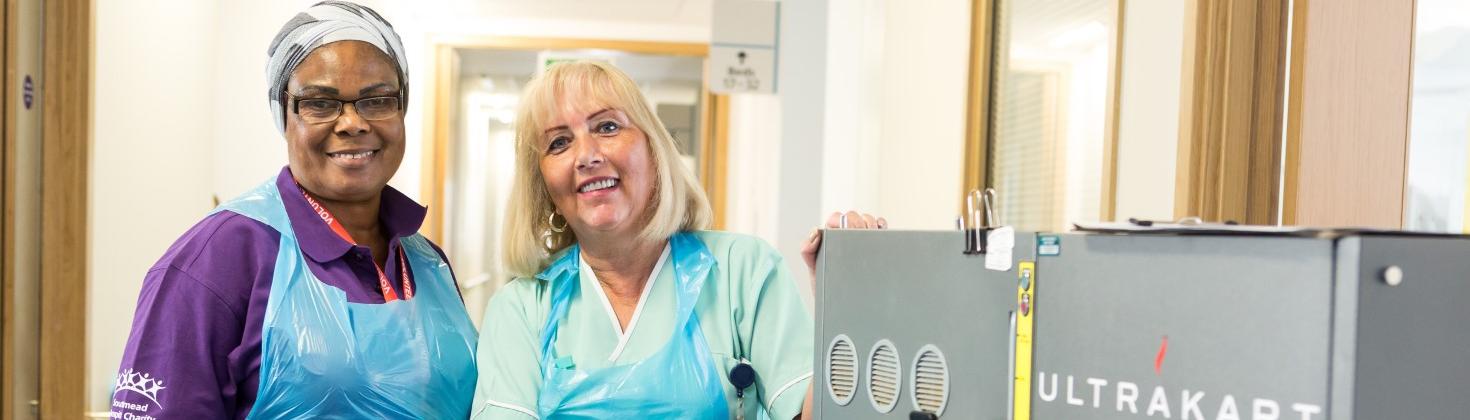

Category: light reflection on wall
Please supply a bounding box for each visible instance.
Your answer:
[1405,0,1470,233]
[451,79,524,327]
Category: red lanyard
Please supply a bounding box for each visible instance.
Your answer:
[300,188,413,301]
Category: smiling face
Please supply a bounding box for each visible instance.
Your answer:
[283,40,405,202]
[502,61,716,275]
[537,93,657,241]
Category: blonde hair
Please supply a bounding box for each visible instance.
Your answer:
[502,61,712,277]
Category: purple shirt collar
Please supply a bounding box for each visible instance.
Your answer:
[275,166,428,263]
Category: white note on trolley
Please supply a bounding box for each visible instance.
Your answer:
[985,226,1015,271]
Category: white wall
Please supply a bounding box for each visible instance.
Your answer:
[769,0,831,291]
[1112,0,1186,222]
[743,0,973,306]
[873,0,971,229]
[812,0,971,231]
[90,0,220,412]
[725,94,783,243]
[818,0,884,218]
[208,1,311,202]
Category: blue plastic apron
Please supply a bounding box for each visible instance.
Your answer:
[534,232,730,419]
[216,179,478,419]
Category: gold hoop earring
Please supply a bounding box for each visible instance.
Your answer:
[547,212,567,233]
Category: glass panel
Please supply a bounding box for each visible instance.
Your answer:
[445,49,706,326]
[988,0,1114,232]
[1404,0,1470,232]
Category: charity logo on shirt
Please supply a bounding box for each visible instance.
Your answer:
[112,368,165,417]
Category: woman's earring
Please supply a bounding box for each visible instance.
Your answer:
[547,212,568,233]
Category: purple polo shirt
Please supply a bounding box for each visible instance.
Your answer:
[111,167,457,419]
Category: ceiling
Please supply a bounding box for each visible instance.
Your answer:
[457,48,705,84]
[409,0,711,27]
[1002,0,1113,57]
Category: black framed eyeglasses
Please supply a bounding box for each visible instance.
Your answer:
[287,92,402,124]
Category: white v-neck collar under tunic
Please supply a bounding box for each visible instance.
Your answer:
[578,244,669,362]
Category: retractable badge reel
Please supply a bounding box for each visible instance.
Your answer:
[729,362,756,420]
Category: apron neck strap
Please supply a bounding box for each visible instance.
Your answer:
[536,233,716,364]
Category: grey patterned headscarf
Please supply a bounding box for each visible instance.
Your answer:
[266,1,409,133]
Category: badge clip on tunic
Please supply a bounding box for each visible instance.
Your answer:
[729,361,755,420]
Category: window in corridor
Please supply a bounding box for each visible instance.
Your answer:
[987,0,1117,232]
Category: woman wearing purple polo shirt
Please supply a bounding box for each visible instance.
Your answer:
[111,2,476,418]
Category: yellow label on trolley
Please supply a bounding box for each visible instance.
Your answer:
[1014,261,1035,420]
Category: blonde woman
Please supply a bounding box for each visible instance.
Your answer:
[472,61,880,419]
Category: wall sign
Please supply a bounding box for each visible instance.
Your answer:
[710,0,780,94]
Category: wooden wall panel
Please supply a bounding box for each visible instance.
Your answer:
[1,0,14,414]
[39,0,90,417]
[1100,0,1126,221]
[699,94,730,230]
[1175,0,1289,224]
[1284,0,1416,228]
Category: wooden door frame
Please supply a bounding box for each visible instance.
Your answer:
[1099,0,1126,221]
[4,1,89,418]
[1173,0,1291,225]
[38,0,90,417]
[421,36,728,242]
[961,0,996,199]
[2,0,14,414]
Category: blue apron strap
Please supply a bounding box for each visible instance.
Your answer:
[210,178,301,338]
[669,232,716,327]
[534,234,717,368]
[536,246,581,370]
[532,233,730,418]
[212,177,295,239]
[243,177,478,418]
[398,233,452,290]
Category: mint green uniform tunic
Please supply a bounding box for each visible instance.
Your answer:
[472,231,814,419]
